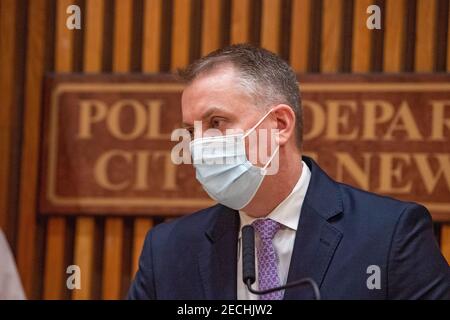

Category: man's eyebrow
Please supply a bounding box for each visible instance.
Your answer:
[182,106,229,127]
[200,106,226,121]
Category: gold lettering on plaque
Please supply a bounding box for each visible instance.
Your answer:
[94,150,132,190]
[107,100,147,140]
[414,154,450,193]
[362,100,394,140]
[430,101,450,141]
[336,152,371,190]
[377,153,412,193]
[78,100,108,139]
[303,100,326,140]
[325,100,358,140]
[384,101,423,141]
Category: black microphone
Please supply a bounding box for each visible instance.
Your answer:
[242,225,321,300]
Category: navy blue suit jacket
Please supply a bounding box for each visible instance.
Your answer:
[128,157,450,299]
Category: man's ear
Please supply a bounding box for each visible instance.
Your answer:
[271,104,296,146]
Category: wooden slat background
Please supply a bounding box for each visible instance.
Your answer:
[0,0,449,300]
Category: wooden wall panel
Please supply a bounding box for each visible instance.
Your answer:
[201,0,224,55]
[131,0,166,286]
[231,0,251,43]
[415,0,437,71]
[441,4,450,263]
[2,0,27,259]
[352,0,373,72]
[102,217,124,299]
[321,0,343,72]
[289,0,311,72]
[142,0,163,71]
[413,0,449,263]
[0,0,18,237]
[260,0,282,53]
[43,217,67,299]
[383,0,406,72]
[83,0,104,72]
[0,0,449,300]
[72,0,105,300]
[73,217,96,299]
[101,0,134,300]
[16,0,49,298]
[448,4,450,67]
[43,0,74,300]
[171,0,192,70]
[112,0,133,71]
[131,219,154,276]
[442,227,450,263]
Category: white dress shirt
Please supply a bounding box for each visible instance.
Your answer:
[237,161,311,300]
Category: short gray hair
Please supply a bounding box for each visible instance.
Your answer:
[178,44,303,147]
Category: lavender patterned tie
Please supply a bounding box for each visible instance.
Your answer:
[252,218,283,300]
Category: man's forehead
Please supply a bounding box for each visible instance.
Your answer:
[181,70,249,120]
[183,65,240,94]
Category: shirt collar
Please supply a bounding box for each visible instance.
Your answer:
[238,161,311,238]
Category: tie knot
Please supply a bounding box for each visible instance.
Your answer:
[252,218,281,240]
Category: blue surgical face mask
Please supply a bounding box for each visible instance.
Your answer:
[189,110,279,210]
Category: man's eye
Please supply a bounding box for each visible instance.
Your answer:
[188,128,194,138]
[184,127,194,138]
[211,118,223,128]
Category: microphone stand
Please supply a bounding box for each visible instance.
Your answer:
[242,225,321,300]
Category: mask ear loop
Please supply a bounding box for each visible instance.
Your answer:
[242,108,275,154]
[242,109,280,172]
[242,109,275,139]
[262,144,280,170]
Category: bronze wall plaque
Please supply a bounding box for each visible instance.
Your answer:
[40,74,450,221]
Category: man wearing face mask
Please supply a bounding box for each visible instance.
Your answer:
[128,44,450,300]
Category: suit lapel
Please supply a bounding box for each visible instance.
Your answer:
[284,157,344,300]
[196,157,343,300]
[198,206,239,299]
[283,202,343,299]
